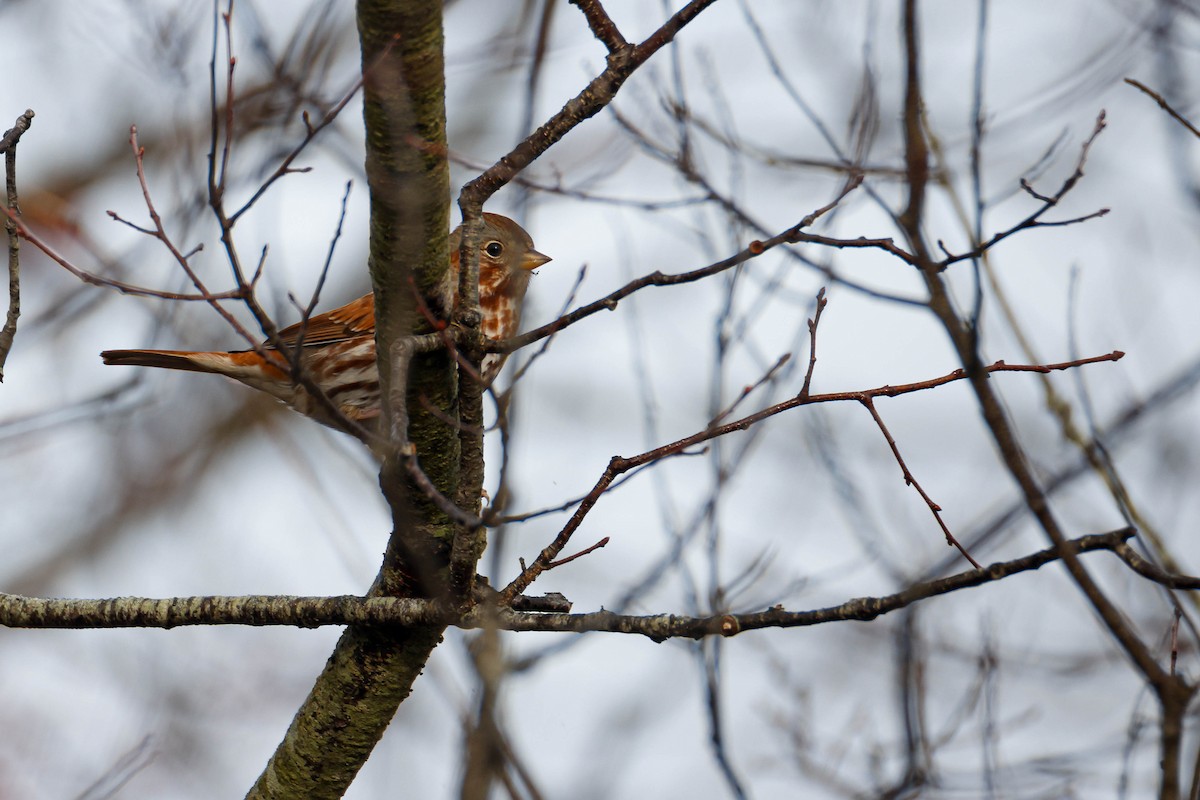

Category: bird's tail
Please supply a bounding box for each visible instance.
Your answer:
[101,349,228,375]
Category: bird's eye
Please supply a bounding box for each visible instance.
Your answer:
[485,241,504,258]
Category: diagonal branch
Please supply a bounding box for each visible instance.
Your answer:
[570,0,628,53]
[859,395,980,568]
[492,178,864,356]
[459,0,719,217]
[937,112,1109,269]
[501,349,1124,602]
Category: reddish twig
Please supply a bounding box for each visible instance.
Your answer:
[859,395,981,568]
[500,350,1124,601]
[611,106,925,306]
[488,448,707,526]
[406,272,492,391]
[125,127,259,340]
[4,206,239,303]
[547,536,610,569]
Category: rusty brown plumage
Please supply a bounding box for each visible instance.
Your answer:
[101,213,550,430]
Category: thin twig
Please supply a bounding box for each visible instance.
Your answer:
[938,112,1109,269]
[506,263,588,386]
[493,180,864,356]
[126,127,259,340]
[228,53,372,224]
[287,180,353,360]
[708,353,791,428]
[612,107,925,306]
[800,287,827,398]
[501,350,1124,600]
[897,0,1182,744]
[2,208,239,301]
[1125,78,1200,140]
[407,272,492,391]
[488,449,707,526]
[547,537,610,569]
[860,395,981,568]
[460,0,720,216]
[0,109,34,382]
[198,5,379,446]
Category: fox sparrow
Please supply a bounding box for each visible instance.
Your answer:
[101,213,550,429]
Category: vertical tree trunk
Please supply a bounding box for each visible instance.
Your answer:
[246,2,455,797]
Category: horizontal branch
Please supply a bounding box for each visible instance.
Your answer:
[493,529,1136,639]
[0,531,1142,636]
[0,591,571,630]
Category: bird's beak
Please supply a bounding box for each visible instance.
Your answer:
[521,249,552,271]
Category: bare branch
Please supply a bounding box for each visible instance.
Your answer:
[286,181,353,357]
[0,530,1135,632]
[799,287,827,398]
[708,352,791,428]
[1126,78,1200,140]
[228,56,371,224]
[569,0,629,53]
[547,536,610,569]
[3,206,240,302]
[493,180,864,356]
[938,112,1109,269]
[860,395,981,568]
[895,2,1181,747]
[0,109,34,382]
[459,0,719,216]
[501,350,1125,601]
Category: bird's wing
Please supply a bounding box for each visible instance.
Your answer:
[272,293,375,348]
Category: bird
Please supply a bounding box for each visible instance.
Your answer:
[101,213,550,431]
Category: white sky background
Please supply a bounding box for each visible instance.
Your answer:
[1,1,1197,797]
